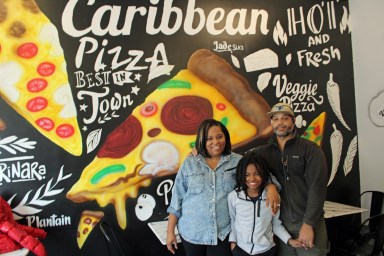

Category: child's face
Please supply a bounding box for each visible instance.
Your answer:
[245,164,263,192]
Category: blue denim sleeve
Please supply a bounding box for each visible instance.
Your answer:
[167,160,188,219]
[227,191,238,243]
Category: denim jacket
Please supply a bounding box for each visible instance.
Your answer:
[167,152,242,245]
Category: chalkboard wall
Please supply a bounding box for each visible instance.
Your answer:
[0,0,359,255]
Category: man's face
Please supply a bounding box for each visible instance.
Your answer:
[271,113,295,138]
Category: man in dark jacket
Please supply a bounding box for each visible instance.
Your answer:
[251,102,329,256]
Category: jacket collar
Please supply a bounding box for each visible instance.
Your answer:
[196,152,231,164]
[269,129,298,147]
[236,189,267,201]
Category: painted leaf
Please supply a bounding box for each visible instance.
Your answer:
[327,124,343,186]
[343,136,358,176]
[231,53,240,68]
[86,128,102,154]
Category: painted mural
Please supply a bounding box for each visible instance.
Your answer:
[0,0,359,255]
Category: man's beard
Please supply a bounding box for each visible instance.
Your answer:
[274,126,294,138]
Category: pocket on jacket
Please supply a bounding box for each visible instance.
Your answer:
[186,171,205,195]
[288,155,305,176]
[222,171,236,192]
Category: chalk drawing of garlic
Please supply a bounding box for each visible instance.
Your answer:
[327,124,343,186]
[327,73,351,131]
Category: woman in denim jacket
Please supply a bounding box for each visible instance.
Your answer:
[166,119,279,256]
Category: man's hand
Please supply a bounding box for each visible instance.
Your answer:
[191,147,198,157]
[298,223,315,249]
[265,183,280,215]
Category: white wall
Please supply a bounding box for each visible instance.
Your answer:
[349,0,384,197]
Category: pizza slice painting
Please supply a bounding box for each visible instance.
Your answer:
[77,210,104,249]
[301,112,326,146]
[0,0,82,156]
[67,49,273,229]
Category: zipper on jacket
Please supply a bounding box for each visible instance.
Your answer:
[249,198,262,254]
[281,150,295,223]
[272,135,298,224]
[282,154,289,181]
[250,200,257,254]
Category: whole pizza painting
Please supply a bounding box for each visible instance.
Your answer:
[0,0,359,255]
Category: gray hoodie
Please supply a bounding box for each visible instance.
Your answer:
[228,189,291,255]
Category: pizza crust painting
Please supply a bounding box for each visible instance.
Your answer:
[301,112,326,146]
[0,0,82,156]
[67,49,273,229]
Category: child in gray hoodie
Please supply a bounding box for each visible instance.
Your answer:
[228,153,301,256]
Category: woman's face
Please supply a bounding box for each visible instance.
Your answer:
[205,125,226,158]
[245,164,263,192]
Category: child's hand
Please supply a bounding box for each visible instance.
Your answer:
[288,238,302,248]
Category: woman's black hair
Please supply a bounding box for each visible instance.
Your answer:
[195,119,231,158]
[234,152,270,197]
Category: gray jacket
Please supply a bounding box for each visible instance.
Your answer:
[228,190,291,255]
